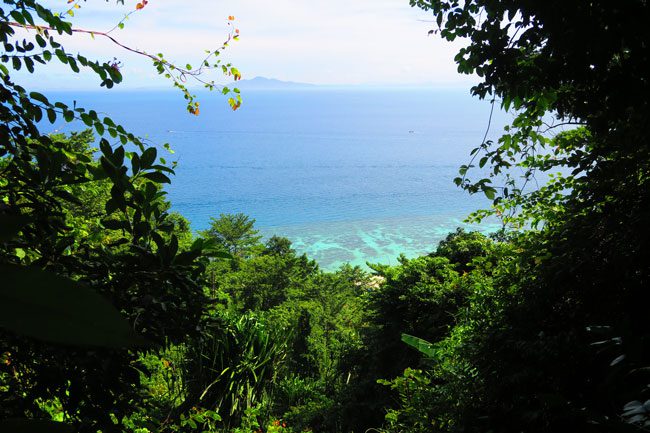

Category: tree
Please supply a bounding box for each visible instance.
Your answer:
[215,234,318,312]
[263,235,294,257]
[201,213,263,258]
[411,0,648,222]
[0,2,240,431]
[404,1,650,432]
[340,231,493,432]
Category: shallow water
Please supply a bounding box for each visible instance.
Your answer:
[260,214,501,270]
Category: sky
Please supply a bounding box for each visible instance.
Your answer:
[13,0,477,90]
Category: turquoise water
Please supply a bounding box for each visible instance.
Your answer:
[260,214,501,269]
[46,88,509,270]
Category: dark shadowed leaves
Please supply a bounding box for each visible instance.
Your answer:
[0,419,74,433]
[0,264,148,348]
[0,214,30,242]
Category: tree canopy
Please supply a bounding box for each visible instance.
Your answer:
[389,1,650,431]
[411,0,649,227]
[0,1,240,431]
[201,213,263,258]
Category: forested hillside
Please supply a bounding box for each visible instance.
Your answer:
[2,0,649,432]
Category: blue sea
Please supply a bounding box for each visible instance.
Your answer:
[46,88,511,270]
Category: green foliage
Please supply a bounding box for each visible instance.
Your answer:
[379,368,437,433]
[166,212,196,251]
[378,233,523,433]
[376,2,650,432]
[0,126,212,432]
[336,230,495,432]
[0,264,147,348]
[411,0,648,228]
[178,313,289,429]
[221,251,315,312]
[273,376,334,431]
[0,1,230,429]
[434,228,492,271]
[0,418,74,433]
[401,334,435,358]
[200,213,263,258]
[202,223,368,432]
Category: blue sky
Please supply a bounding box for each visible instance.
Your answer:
[13,0,477,90]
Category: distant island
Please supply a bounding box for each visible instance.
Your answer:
[226,76,463,91]
[229,76,317,90]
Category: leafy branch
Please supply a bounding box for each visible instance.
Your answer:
[3,1,242,114]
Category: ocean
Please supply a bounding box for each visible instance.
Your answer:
[45,88,511,270]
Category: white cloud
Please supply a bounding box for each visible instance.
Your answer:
[12,0,476,89]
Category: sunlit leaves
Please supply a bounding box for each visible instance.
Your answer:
[401,333,436,358]
[2,2,241,114]
[145,17,243,114]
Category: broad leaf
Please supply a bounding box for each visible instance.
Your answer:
[0,264,148,348]
[401,333,436,358]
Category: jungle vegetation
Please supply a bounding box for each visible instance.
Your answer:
[1,0,649,432]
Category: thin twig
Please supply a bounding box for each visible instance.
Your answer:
[540,120,585,133]
[7,21,233,81]
[462,96,496,184]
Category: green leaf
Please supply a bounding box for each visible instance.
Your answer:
[131,153,141,174]
[0,264,148,348]
[80,112,93,126]
[68,57,80,73]
[10,11,26,25]
[99,138,113,157]
[35,34,47,48]
[105,198,121,214]
[24,57,35,73]
[168,235,179,259]
[46,108,56,123]
[29,92,49,105]
[52,188,83,205]
[55,49,68,64]
[149,164,174,174]
[142,171,171,184]
[140,147,157,168]
[483,186,497,200]
[401,333,436,358]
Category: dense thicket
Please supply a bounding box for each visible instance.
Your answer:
[0,1,231,431]
[391,1,650,432]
